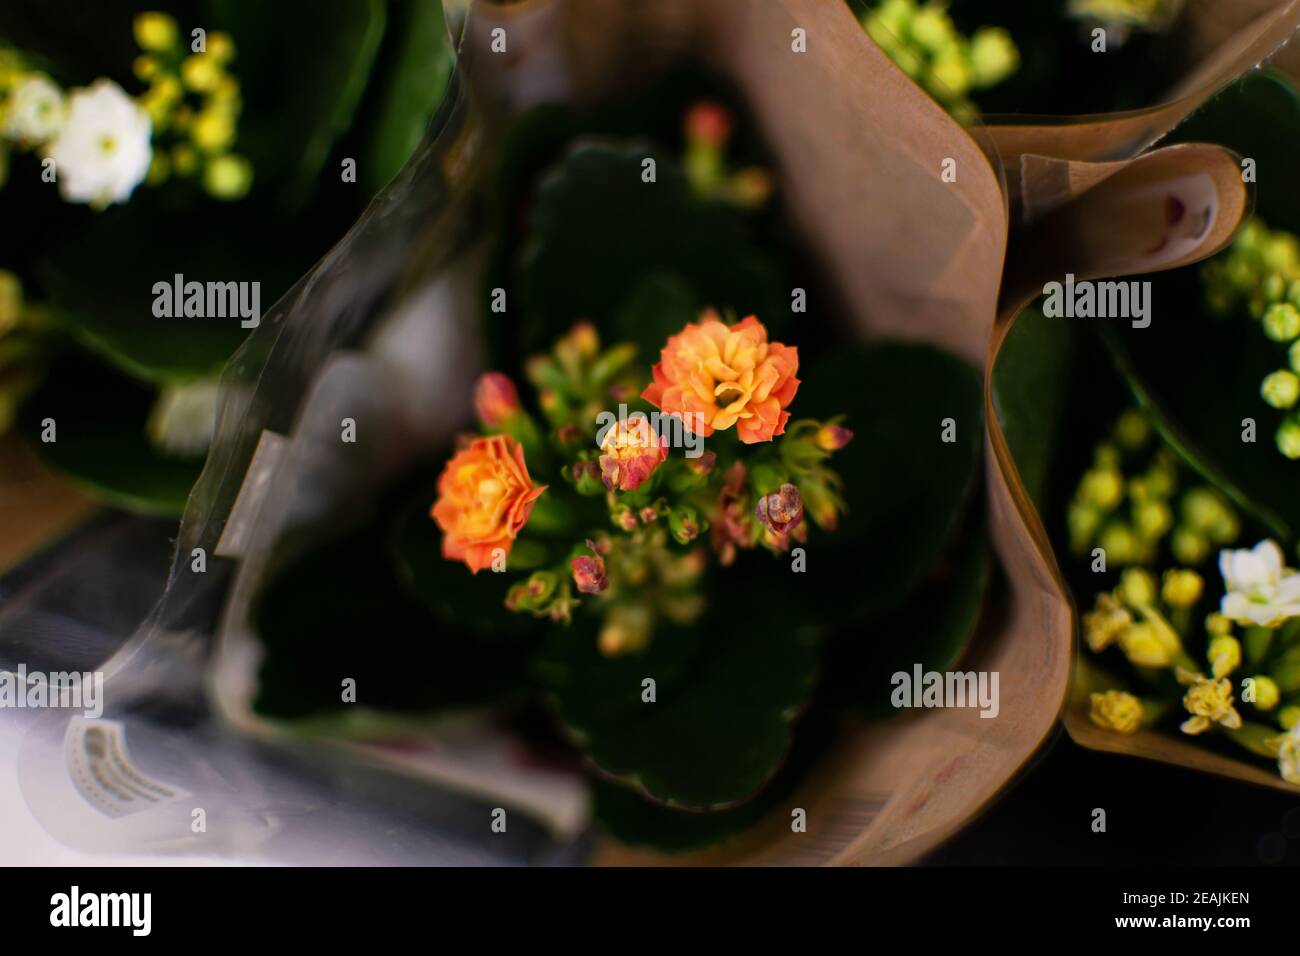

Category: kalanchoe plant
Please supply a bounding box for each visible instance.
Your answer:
[428,314,852,656]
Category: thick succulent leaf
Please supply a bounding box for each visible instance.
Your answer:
[535,600,819,811]
[518,139,785,358]
[798,341,984,622]
[16,353,201,516]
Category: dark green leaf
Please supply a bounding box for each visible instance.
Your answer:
[16,352,201,516]
[798,341,984,621]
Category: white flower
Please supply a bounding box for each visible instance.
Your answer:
[1218,539,1300,627]
[1274,725,1300,785]
[147,379,220,457]
[44,79,151,207]
[3,74,66,144]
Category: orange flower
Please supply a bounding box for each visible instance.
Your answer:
[642,312,799,444]
[430,435,546,573]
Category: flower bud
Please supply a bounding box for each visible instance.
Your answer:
[610,501,639,532]
[474,372,521,428]
[1205,612,1232,637]
[1119,622,1174,668]
[755,483,803,537]
[571,551,608,595]
[968,26,1018,86]
[1080,468,1124,509]
[1277,417,1300,460]
[1098,523,1142,565]
[506,570,558,613]
[1261,369,1300,409]
[1117,568,1157,608]
[1161,569,1203,609]
[668,505,701,545]
[685,101,732,147]
[1279,706,1300,730]
[685,450,717,477]
[570,460,605,496]
[599,415,667,492]
[134,12,179,52]
[639,506,660,525]
[815,422,854,452]
[599,603,652,656]
[1251,674,1281,711]
[1207,635,1241,679]
[1171,527,1210,565]
[1113,409,1150,449]
[1264,302,1300,342]
[1133,499,1172,542]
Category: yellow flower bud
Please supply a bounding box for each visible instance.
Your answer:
[207,31,236,64]
[968,27,1018,87]
[1171,527,1209,565]
[181,54,223,94]
[1279,706,1300,731]
[1080,468,1123,509]
[1133,498,1172,541]
[1205,612,1232,637]
[928,53,971,99]
[191,108,234,152]
[202,153,253,200]
[133,55,160,82]
[171,143,199,177]
[1089,690,1143,734]
[1161,569,1203,608]
[1118,568,1157,608]
[1207,635,1241,679]
[1098,523,1141,565]
[1251,674,1281,711]
[134,12,179,52]
[1119,622,1175,668]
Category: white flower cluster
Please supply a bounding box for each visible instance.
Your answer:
[3,74,151,207]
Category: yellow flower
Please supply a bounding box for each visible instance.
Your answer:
[1116,605,1182,668]
[1083,592,1131,652]
[1089,690,1143,734]
[1177,670,1242,735]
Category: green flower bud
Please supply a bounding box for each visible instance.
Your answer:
[1277,417,1300,460]
[1068,502,1102,553]
[1261,369,1300,409]
[1171,526,1210,566]
[668,505,702,545]
[1099,522,1141,566]
[1263,302,1300,342]
[1113,409,1150,450]
[1289,337,1300,375]
[1133,498,1172,542]
[1263,272,1287,304]
[1279,705,1300,730]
